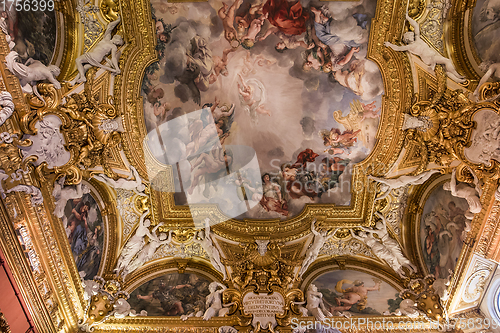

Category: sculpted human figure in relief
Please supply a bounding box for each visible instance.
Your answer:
[203,282,231,320]
[363,212,417,274]
[472,62,500,101]
[123,228,172,277]
[114,209,155,276]
[384,11,465,83]
[92,165,145,193]
[443,168,482,220]
[71,15,124,85]
[298,219,329,277]
[350,229,407,278]
[52,176,91,218]
[5,51,61,96]
[0,91,14,126]
[369,169,440,200]
[305,284,332,321]
[193,218,227,280]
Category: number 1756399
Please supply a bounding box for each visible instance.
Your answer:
[1,0,54,12]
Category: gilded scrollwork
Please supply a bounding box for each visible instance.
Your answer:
[16,69,123,185]
[402,82,500,188]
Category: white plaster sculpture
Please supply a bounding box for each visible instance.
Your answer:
[443,168,482,220]
[180,311,204,321]
[52,176,90,218]
[299,219,329,277]
[5,51,61,97]
[384,11,465,83]
[473,62,500,101]
[0,132,16,144]
[432,277,450,303]
[368,169,440,200]
[402,114,430,131]
[305,284,332,321]
[367,212,417,274]
[350,229,407,278]
[113,298,147,318]
[203,282,230,320]
[114,209,155,275]
[0,91,14,126]
[21,116,69,169]
[256,239,269,255]
[92,165,145,193]
[219,327,238,333]
[292,301,309,317]
[98,116,124,133]
[194,218,227,280]
[80,272,100,300]
[0,170,9,199]
[383,299,420,318]
[123,228,172,277]
[0,13,14,49]
[6,184,43,205]
[71,15,123,85]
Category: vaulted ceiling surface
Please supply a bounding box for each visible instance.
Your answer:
[0,0,499,332]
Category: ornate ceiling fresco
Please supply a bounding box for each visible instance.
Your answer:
[0,0,500,332]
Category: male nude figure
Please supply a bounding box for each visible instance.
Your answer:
[71,15,124,84]
[384,11,465,83]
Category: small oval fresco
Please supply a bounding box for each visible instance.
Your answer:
[129,272,213,316]
[63,192,104,280]
[310,269,400,316]
[420,185,469,279]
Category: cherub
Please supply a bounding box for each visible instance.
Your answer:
[273,32,314,52]
[241,52,276,77]
[208,97,235,123]
[153,101,171,123]
[321,46,360,74]
[320,128,360,153]
[218,0,243,44]
[360,101,381,120]
[235,3,265,36]
[208,48,235,85]
[237,73,271,117]
[384,11,465,83]
[151,0,179,14]
[241,13,268,49]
